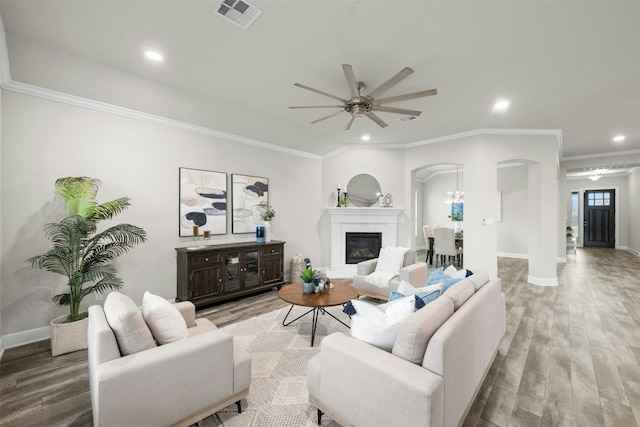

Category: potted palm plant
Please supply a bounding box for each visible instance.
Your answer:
[28,177,147,356]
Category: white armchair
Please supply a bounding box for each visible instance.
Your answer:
[352,249,428,300]
[87,300,251,427]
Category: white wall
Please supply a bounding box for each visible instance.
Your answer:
[404,133,560,283]
[629,167,640,255]
[497,164,529,256]
[320,147,406,268]
[0,90,322,338]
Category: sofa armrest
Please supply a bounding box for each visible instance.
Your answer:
[173,300,197,327]
[309,332,444,427]
[357,258,378,275]
[399,261,428,287]
[94,329,238,427]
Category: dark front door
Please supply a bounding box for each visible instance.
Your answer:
[583,189,615,248]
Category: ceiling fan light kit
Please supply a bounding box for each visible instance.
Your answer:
[290,64,437,131]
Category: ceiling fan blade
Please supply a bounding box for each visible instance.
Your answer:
[373,106,423,116]
[378,89,438,105]
[342,64,360,98]
[294,83,347,103]
[311,110,347,124]
[365,111,388,128]
[289,105,344,109]
[366,67,414,99]
[344,115,355,131]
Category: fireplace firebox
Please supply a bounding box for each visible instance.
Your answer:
[345,232,382,264]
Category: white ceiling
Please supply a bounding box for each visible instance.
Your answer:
[1,0,639,163]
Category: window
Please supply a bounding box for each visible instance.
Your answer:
[587,192,611,206]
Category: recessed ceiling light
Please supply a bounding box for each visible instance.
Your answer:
[145,50,163,62]
[361,135,371,142]
[613,135,626,142]
[494,100,510,111]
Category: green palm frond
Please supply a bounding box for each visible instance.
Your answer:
[30,177,147,321]
[91,198,131,221]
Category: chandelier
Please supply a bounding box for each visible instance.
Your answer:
[445,165,464,204]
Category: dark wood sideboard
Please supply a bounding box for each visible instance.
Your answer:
[176,240,286,308]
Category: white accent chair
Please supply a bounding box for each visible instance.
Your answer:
[351,249,428,300]
[433,227,461,267]
[87,301,251,427]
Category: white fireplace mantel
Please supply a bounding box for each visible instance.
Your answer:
[326,207,403,277]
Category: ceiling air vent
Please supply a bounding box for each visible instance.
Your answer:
[399,115,420,122]
[216,0,263,30]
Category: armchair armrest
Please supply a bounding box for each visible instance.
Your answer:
[94,329,237,427]
[173,300,197,327]
[310,332,444,427]
[357,258,378,275]
[399,261,428,287]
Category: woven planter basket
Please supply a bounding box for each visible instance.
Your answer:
[50,314,89,356]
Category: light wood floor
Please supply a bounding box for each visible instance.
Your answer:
[1,248,639,427]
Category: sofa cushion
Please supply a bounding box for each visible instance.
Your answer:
[392,297,454,364]
[103,291,157,356]
[142,291,188,345]
[349,298,415,351]
[442,279,475,310]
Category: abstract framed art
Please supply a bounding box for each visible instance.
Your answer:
[179,167,227,236]
[232,174,269,234]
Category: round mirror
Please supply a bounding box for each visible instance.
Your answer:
[346,174,381,207]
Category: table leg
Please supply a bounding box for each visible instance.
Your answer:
[282,304,315,327]
[310,308,320,347]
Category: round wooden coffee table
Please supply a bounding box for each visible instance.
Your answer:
[278,280,358,346]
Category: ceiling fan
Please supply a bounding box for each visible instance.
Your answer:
[289,64,437,130]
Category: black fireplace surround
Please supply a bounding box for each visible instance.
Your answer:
[345,232,382,264]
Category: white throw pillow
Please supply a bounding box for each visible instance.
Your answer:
[349,298,415,351]
[375,247,409,275]
[468,270,490,290]
[443,265,457,277]
[142,292,188,345]
[103,291,157,356]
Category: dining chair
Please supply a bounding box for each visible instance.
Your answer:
[422,225,436,264]
[433,227,461,267]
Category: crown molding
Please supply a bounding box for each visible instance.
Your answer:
[560,149,640,162]
[322,128,564,160]
[1,79,322,161]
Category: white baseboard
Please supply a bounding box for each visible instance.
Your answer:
[527,275,558,287]
[2,325,50,349]
[0,338,4,361]
[497,252,529,259]
[626,247,640,257]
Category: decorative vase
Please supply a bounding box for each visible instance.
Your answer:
[302,281,314,295]
[50,315,89,356]
[256,225,265,243]
[454,221,463,237]
[263,221,271,242]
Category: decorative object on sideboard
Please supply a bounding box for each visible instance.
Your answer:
[28,177,147,356]
[232,173,269,234]
[260,205,275,242]
[256,225,265,243]
[179,167,227,236]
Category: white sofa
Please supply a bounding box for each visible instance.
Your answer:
[87,301,251,427]
[307,276,505,427]
[351,249,428,300]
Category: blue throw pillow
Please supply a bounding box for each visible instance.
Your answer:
[414,289,441,310]
[424,268,446,285]
[389,291,406,301]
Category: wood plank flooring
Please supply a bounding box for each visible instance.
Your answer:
[1,248,639,427]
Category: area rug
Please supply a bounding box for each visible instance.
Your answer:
[199,305,350,427]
